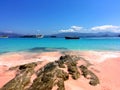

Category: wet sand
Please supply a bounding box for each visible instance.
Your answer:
[0,51,120,90]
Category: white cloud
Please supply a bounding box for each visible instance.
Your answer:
[59,29,74,32]
[59,26,83,32]
[91,25,120,32]
[59,25,120,33]
[71,26,83,30]
[3,30,13,33]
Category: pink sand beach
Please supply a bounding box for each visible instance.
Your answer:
[0,51,120,90]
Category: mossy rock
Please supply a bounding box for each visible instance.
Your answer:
[59,64,66,68]
[60,55,72,61]
[1,55,86,90]
[79,65,87,70]
[72,71,80,80]
[1,62,37,90]
[41,73,54,83]
[89,79,99,86]
[19,62,37,70]
[79,65,100,86]
[89,71,100,86]
[1,70,33,90]
[55,60,65,68]
[79,65,89,77]
[68,66,75,74]
[67,63,80,80]
[29,62,67,90]
[56,69,69,81]
[57,79,65,90]
[44,62,57,72]
[29,73,55,90]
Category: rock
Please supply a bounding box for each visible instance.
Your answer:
[29,73,55,90]
[71,72,80,80]
[57,55,79,69]
[89,79,99,86]
[1,54,99,90]
[79,65,89,77]
[1,62,37,90]
[19,62,37,70]
[63,55,80,80]
[57,79,65,90]
[56,69,69,81]
[60,55,70,61]
[28,61,69,90]
[79,65,100,86]
[89,71,100,86]
[56,60,66,68]
[67,64,80,80]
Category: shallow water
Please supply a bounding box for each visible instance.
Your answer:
[0,37,120,53]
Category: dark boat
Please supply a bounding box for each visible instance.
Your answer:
[20,35,36,38]
[50,36,57,38]
[20,35,44,38]
[65,36,80,39]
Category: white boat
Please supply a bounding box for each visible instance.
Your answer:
[0,35,8,38]
[36,34,44,38]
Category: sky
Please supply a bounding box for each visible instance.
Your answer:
[0,0,120,34]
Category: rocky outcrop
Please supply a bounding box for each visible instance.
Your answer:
[79,65,100,86]
[1,62,37,90]
[28,62,69,90]
[57,55,80,80]
[0,55,100,90]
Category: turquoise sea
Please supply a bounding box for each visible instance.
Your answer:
[0,37,120,53]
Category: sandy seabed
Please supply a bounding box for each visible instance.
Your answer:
[0,51,120,90]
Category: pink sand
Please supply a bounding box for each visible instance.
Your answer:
[64,51,120,90]
[0,51,62,88]
[0,51,120,90]
[0,67,16,88]
[93,57,120,90]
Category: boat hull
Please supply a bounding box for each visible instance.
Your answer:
[20,35,44,38]
[65,37,80,39]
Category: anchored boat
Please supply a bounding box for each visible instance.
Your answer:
[0,35,8,38]
[65,36,80,39]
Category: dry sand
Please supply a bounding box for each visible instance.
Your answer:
[0,51,120,90]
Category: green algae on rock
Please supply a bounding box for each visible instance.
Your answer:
[1,62,37,90]
[29,62,69,90]
[79,65,100,86]
[0,55,100,90]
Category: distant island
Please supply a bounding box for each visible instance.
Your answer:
[0,31,120,38]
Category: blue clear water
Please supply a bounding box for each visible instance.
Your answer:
[0,37,120,53]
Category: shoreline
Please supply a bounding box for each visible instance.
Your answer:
[1,50,120,65]
[1,49,120,54]
[0,50,120,90]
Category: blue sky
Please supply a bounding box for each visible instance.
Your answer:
[0,0,120,34]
